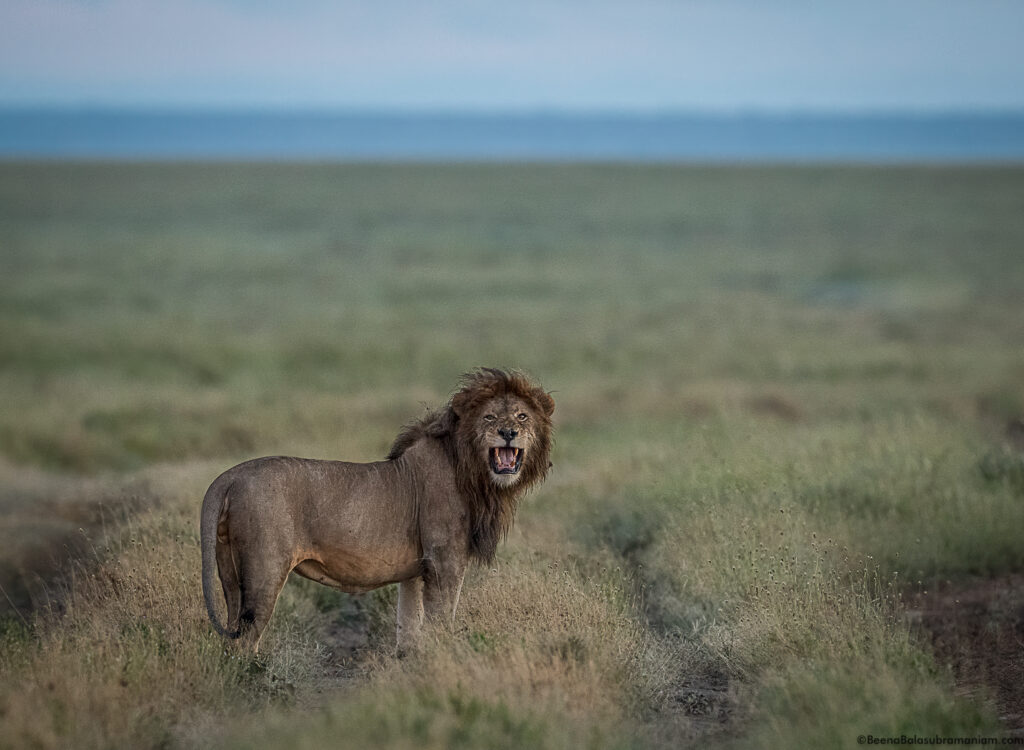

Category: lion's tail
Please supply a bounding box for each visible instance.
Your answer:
[200,474,236,638]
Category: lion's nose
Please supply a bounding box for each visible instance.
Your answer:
[498,427,518,442]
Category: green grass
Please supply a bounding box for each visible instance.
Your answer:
[1,163,1023,748]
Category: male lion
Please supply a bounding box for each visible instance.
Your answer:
[200,368,554,651]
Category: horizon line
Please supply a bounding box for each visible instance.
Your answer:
[3,105,1024,119]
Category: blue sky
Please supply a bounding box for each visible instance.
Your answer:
[1,0,1022,111]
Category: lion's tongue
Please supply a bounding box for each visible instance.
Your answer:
[496,447,516,469]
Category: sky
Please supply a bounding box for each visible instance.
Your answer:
[1,0,1023,112]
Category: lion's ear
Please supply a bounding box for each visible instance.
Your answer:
[450,390,471,418]
[534,390,555,418]
[426,406,457,437]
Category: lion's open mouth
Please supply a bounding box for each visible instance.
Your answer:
[489,447,523,474]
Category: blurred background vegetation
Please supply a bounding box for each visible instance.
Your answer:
[3,164,1022,469]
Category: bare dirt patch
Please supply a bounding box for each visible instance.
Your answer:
[907,575,1024,734]
[0,470,143,616]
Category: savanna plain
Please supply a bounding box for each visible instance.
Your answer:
[1,163,1024,749]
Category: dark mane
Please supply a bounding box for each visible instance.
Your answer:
[386,368,554,564]
[386,408,448,460]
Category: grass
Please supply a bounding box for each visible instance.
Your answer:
[1,162,1023,748]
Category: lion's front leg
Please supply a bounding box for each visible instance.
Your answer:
[396,577,424,648]
[422,550,468,629]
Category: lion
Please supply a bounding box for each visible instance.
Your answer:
[200,368,554,651]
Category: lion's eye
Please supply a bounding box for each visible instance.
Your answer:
[516,413,528,421]
[484,414,496,422]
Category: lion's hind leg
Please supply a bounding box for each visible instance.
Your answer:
[215,540,242,635]
[234,552,292,654]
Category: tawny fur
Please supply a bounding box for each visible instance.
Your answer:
[200,368,554,651]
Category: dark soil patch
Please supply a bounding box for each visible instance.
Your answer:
[906,575,1024,734]
[745,394,803,422]
[669,674,733,725]
[1007,418,1024,450]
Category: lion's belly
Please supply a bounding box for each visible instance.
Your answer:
[292,548,422,592]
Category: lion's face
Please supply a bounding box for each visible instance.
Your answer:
[447,369,555,492]
[471,396,544,487]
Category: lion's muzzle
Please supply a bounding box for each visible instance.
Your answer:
[489,446,523,474]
